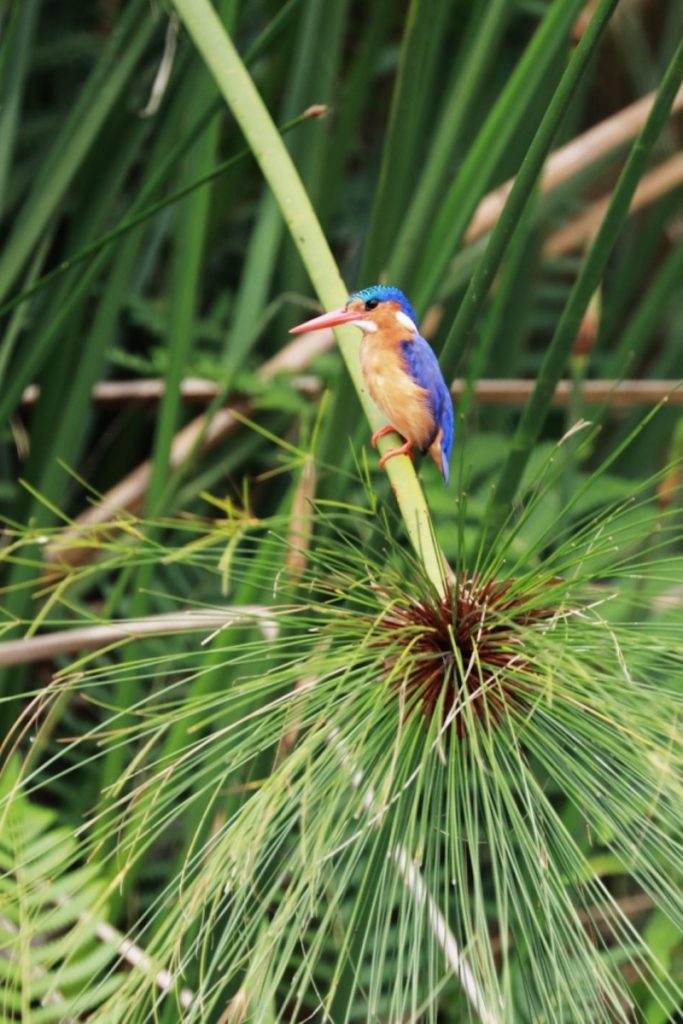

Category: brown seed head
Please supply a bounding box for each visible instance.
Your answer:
[378,576,555,736]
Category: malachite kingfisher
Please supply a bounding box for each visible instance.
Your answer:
[290,285,454,484]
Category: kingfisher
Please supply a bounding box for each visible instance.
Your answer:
[290,285,454,483]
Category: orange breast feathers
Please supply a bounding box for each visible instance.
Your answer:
[360,333,436,450]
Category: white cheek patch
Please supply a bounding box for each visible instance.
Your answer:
[354,319,378,333]
[395,310,417,334]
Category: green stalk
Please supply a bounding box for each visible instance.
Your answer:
[0,0,155,306]
[221,0,343,374]
[99,39,230,879]
[459,199,538,420]
[170,0,447,596]
[411,0,585,315]
[360,0,452,283]
[0,109,158,710]
[14,112,153,519]
[145,120,218,521]
[594,190,675,351]
[438,0,620,379]
[0,240,47,390]
[0,0,39,217]
[606,232,683,376]
[316,0,393,232]
[386,0,510,286]
[276,0,349,311]
[0,106,315,427]
[484,37,683,539]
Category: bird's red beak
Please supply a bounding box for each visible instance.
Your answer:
[289,307,361,334]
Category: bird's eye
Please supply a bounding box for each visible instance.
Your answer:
[364,298,379,311]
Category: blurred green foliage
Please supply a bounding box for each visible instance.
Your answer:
[0,1,682,1021]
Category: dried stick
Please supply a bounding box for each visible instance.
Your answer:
[544,149,683,257]
[22,377,683,411]
[393,846,501,1024]
[0,607,279,667]
[454,378,683,407]
[465,83,683,244]
[93,918,194,1010]
[327,728,502,1024]
[20,375,319,407]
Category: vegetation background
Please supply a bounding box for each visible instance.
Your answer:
[0,0,682,1021]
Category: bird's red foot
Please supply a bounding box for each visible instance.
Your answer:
[379,441,415,469]
[370,425,398,448]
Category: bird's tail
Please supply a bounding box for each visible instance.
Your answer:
[441,450,450,485]
[428,430,450,485]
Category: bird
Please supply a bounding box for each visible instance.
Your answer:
[289,285,454,483]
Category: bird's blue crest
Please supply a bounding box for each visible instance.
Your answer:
[347,285,418,326]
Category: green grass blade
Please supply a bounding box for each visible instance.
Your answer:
[0,0,39,217]
[411,0,585,315]
[460,199,538,419]
[438,0,620,379]
[360,0,452,283]
[275,0,349,305]
[144,86,222,524]
[0,0,155,305]
[220,0,345,375]
[387,0,511,287]
[315,0,393,233]
[606,232,683,376]
[0,111,313,322]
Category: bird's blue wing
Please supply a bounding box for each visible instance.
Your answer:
[400,335,454,472]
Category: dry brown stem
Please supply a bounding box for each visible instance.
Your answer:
[452,378,683,407]
[23,377,683,412]
[465,84,683,244]
[544,150,683,257]
[0,607,278,667]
